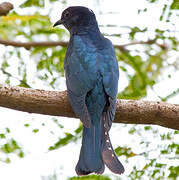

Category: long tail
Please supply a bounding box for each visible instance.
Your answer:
[75,115,124,175]
[101,113,125,174]
[75,74,106,175]
[75,122,104,175]
[75,73,124,175]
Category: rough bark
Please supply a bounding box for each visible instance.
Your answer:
[0,84,178,130]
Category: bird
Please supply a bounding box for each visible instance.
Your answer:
[53,6,125,175]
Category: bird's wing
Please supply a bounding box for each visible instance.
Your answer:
[64,35,99,127]
[99,39,119,130]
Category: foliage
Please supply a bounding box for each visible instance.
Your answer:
[0,0,178,179]
[170,0,179,9]
[0,128,24,163]
[126,125,179,179]
[49,124,82,150]
[68,175,111,180]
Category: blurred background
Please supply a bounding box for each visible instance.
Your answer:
[0,0,179,179]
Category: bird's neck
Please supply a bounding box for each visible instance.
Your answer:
[70,22,101,36]
[70,25,106,50]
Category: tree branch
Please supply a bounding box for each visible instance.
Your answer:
[0,38,166,50]
[0,2,13,16]
[0,84,178,130]
[0,39,68,49]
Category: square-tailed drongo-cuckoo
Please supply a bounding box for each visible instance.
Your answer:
[54,6,124,175]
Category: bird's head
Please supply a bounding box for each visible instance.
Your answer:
[53,6,98,33]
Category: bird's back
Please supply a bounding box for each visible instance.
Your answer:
[54,5,124,175]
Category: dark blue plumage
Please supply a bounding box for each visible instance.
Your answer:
[54,6,124,175]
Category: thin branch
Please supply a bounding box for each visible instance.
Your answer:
[163,88,179,101]
[0,38,166,50]
[116,40,167,50]
[0,39,68,50]
[0,84,178,130]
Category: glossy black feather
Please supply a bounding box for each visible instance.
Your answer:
[54,6,125,175]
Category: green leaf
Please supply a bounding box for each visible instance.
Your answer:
[1,139,20,153]
[20,0,44,8]
[53,118,64,129]
[32,129,39,133]
[147,0,158,3]
[144,126,151,131]
[49,124,82,151]
[155,163,166,168]
[170,0,179,9]
[18,151,24,158]
[49,133,74,150]
[1,60,9,69]
[174,130,179,135]
[68,175,111,180]
[74,124,82,134]
[168,166,179,179]
[160,4,167,21]
[0,134,6,139]
[5,157,11,163]
[128,127,136,134]
[24,123,30,127]
[115,146,136,158]
[6,128,10,133]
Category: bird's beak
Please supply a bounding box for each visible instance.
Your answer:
[53,19,64,27]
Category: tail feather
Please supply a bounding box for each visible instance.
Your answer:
[75,124,105,175]
[76,116,125,176]
[101,114,125,174]
[75,74,124,175]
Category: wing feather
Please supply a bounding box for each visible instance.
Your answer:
[65,35,98,127]
[99,39,119,130]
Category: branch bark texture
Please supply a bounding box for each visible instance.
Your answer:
[0,84,178,130]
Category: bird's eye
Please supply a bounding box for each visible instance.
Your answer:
[64,12,70,18]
